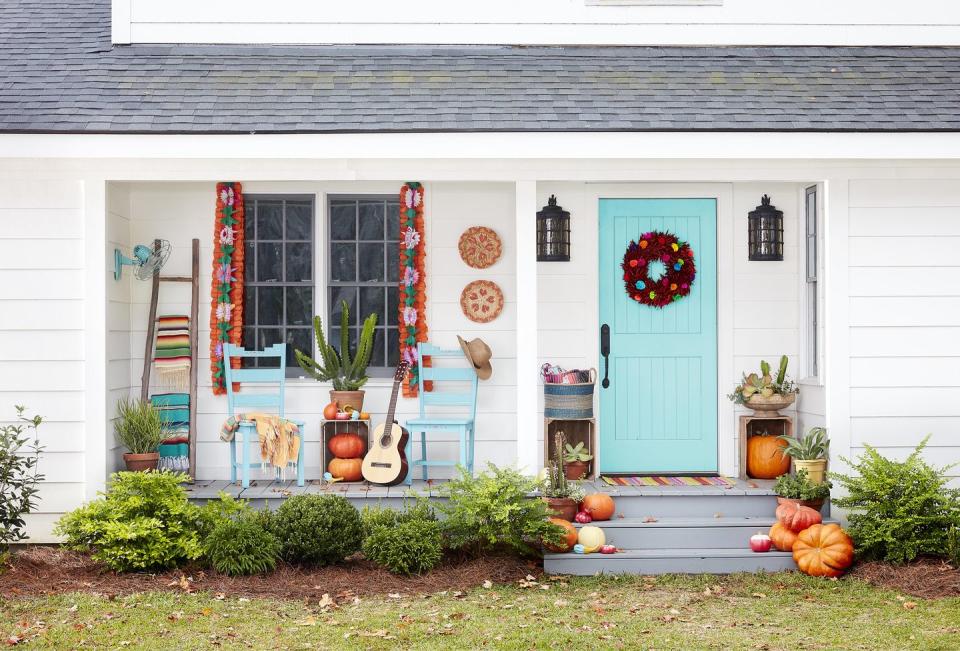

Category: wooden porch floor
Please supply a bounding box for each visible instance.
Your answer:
[186,476,776,502]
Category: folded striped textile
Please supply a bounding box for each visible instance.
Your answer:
[154,315,191,389]
[151,392,191,472]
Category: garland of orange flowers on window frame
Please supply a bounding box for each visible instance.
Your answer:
[398,182,431,397]
[210,182,245,395]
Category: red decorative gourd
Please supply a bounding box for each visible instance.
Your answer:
[769,521,799,552]
[328,433,366,459]
[746,435,790,479]
[775,501,823,533]
[544,517,578,553]
[792,523,855,578]
[581,493,615,521]
[328,457,363,482]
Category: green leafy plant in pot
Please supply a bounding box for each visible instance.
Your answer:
[779,426,829,483]
[115,397,164,471]
[773,469,831,512]
[562,440,593,480]
[294,300,377,412]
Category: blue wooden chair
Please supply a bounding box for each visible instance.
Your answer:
[404,342,478,485]
[223,343,305,488]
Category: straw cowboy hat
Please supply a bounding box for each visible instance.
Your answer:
[457,335,493,381]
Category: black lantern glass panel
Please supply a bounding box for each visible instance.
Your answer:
[536,195,570,261]
[748,194,784,261]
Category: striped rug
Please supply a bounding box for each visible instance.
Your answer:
[601,475,735,488]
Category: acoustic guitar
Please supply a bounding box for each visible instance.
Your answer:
[361,361,410,486]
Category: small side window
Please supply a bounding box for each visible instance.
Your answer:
[804,185,819,379]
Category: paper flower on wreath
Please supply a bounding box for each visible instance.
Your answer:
[403,227,421,250]
[401,347,419,365]
[404,187,422,209]
[214,263,235,284]
[402,306,418,326]
[402,266,420,287]
[219,226,235,246]
[216,302,233,322]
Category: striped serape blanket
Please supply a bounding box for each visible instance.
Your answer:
[152,392,190,472]
[155,315,191,389]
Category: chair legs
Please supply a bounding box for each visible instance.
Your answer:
[420,430,429,482]
[231,425,304,488]
[404,434,414,486]
[239,427,251,489]
[229,439,238,484]
[458,426,468,470]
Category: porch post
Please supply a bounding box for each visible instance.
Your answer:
[83,177,108,500]
[515,181,539,473]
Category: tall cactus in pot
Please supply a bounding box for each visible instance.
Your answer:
[294,300,378,395]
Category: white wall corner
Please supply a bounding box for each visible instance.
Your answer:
[112,0,132,44]
[515,181,539,473]
[84,178,109,500]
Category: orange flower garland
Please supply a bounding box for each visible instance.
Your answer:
[399,182,430,397]
[210,182,245,395]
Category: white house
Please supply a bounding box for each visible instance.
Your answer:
[2,0,960,543]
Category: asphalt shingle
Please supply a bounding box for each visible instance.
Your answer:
[2,0,960,133]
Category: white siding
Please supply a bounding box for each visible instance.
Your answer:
[0,179,86,540]
[123,181,518,480]
[120,0,960,45]
[848,178,960,484]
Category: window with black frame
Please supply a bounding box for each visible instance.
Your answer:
[328,196,400,375]
[242,195,315,373]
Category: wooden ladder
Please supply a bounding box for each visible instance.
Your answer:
[140,239,201,480]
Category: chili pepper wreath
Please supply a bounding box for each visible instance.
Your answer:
[621,231,696,308]
[210,182,245,395]
[398,182,431,397]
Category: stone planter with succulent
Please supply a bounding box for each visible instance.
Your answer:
[728,355,799,413]
[773,469,831,513]
[294,300,378,412]
[779,426,829,483]
[562,440,593,480]
[542,432,586,521]
[115,397,164,472]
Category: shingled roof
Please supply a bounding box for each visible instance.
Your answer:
[2,0,960,133]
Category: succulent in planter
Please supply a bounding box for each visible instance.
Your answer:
[773,469,832,511]
[728,355,799,410]
[115,397,164,471]
[294,300,377,411]
[542,432,586,521]
[779,427,829,483]
[562,441,593,480]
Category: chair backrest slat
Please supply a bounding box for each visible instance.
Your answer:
[223,343,287,418]
[416,342,478,420]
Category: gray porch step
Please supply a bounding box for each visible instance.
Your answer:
[610,493,780,518]
[577,517,838,549]
[544,547,797,576]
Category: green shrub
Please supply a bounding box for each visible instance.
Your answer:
[55,471,204,572]
[197,492,252,538]
[270,494,362,566]
[436,464,564,557]
[361,499,436,539]
[205,512,281,576]
[773,470,831,502]
[363,519,444,575]
[0,406,43,548]
[831,437,960,564]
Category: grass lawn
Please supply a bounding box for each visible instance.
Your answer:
[3,572,959,650]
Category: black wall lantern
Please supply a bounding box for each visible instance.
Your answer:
[536,195,571,261]
[748,194,784,261]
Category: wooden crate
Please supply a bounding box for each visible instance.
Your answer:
[738,413,794,480]
[321,419,371,482]
[544,418,597,480]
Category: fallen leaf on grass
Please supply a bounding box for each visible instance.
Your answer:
[752,593,767,599]
[903,601,918,610]
[296,616,317,627]
[554,599,568,607]
[482,580,493,589]
[318,594,334,610]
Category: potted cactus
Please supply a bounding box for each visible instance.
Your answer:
[562,440,593,480]
[541,432,585,521]
[728,355,799,413]
[294,300,377,412]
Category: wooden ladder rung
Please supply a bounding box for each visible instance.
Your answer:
[160,276,194,283]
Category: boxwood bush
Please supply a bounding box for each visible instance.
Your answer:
[270,494,362,566]
[361,499,436,539]
[363,518,444,575]
[205,511,281,576]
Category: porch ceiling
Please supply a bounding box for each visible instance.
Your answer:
[3,1,960,134]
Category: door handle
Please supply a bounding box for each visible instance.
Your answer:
[600,324,611,388]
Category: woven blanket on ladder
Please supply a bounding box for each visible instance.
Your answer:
[155,315,191,390]
[152,392,190,472]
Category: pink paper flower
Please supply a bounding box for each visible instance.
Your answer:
[216,302,233,322]
[215,263,235,284]
[401,347,418,365]
[404,188,422,209]
[402,306,418,326]
[403,227,421,249]
[402,266,420,287]
[219,226,235,246]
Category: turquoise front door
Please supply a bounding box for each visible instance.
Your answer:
[598,198,718,474]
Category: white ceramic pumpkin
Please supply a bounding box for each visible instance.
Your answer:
[577,525,606,553]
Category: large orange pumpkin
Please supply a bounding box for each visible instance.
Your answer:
[328,457,363,482]
[775,501,823,533]
[769,521,799,552]
[328,433,366,459]
[581,493,615,521]
[544,517,578,553]
[792,523,855,578]
[746,435,790,479]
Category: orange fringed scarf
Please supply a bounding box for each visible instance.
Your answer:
[399,182,431,397]
[210,182,245,395]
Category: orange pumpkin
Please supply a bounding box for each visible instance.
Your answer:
[775,501,823,533]
[792,523,854,578]
[544,517,578,553]
[769,521,799,552]
[323,401,339,421]
[328,457,363,482]
[328,433,366,459]
[581,493,615,521]
[746,435,790,479]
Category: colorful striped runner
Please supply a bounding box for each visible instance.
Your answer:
[601,475,735,488]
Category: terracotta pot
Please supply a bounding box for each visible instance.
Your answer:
[746,393,796,414]
[123,452,159,472]
[793,459,827,484]
[543,497,578,522]
[777,495,825,514]
[563,461,589,481]
[330,390,365,412]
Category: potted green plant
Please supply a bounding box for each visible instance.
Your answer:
[542,432,585,521]
[294,300,377,411]
[728,355,799,413]
[115,397,164,472]
[773,469,831,512]
[779,427,829,483]
[562,440,593,480]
